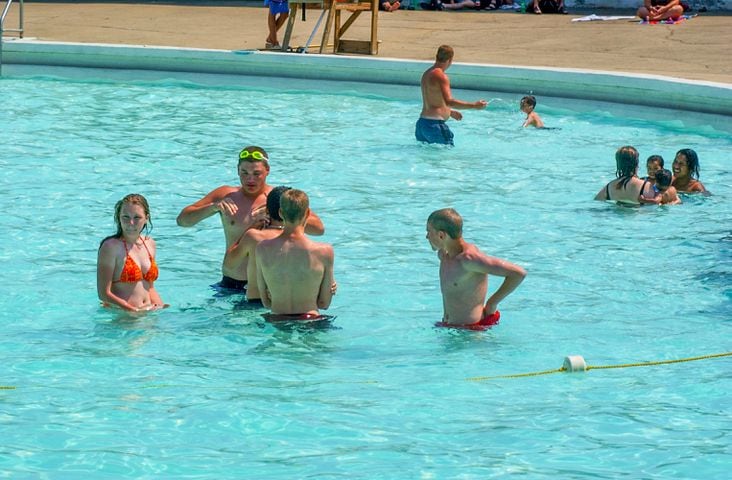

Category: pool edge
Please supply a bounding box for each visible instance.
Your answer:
[3,39,732,116]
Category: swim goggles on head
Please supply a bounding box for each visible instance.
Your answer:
[239,150,268,161]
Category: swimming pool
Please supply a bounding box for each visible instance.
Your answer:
[1,68,731,478]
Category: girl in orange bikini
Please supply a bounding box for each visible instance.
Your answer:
[97,194,166,312]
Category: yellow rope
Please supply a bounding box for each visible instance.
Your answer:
[3,353,730,389]
[467,351,732,382]
[587,351,732,371]
[467,367,565,382]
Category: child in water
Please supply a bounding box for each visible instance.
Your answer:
[653,169,681,205]
[520,95,544,128]
[645,154,664,186]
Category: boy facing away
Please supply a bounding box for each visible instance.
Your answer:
[426,208,527,328]
[256,189,335,319]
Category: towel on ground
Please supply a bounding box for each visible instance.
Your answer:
[572,14,637,22]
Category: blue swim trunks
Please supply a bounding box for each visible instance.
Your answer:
[265,0,289,14]
[415,117,454,146]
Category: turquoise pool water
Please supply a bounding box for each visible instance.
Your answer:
[1,68,731,478]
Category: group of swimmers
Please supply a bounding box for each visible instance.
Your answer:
[97,44,707,328]
[594,147,708,206]
[415,45,709,208]
[97,144,528,329]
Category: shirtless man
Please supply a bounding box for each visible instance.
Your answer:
[416,45,487,146]
[176,147,324,292]
[224,186,290,305]
[426,208,526,328]
[256,189,335,319]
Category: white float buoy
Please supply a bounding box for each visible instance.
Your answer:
[563,355,587,372]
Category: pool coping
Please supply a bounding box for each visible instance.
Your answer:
[3,39,732,116]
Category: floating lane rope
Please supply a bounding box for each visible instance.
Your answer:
[0,386,16,390]
[467,351,732,382]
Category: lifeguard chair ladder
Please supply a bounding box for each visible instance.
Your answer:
[281,0,378,55]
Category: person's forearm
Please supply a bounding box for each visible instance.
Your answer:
[150,287,164,306]
[176,203,218,227]
[486,272,526,309]
[447,99,481,110]
[305,215,325,236]
[100,291,136,311]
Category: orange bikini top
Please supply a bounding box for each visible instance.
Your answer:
[115,238,159,284]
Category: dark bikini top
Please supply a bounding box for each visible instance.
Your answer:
[115,238,159,283]
[605,178,648,202]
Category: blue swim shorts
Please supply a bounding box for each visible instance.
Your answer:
[415,117,454,146]
[265,0,290,15]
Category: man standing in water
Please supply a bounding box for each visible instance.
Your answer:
[176,146,323,292]
[416,45,488,146]
[256,189,335,319]
[426,208,526,328]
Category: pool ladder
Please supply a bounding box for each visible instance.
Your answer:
[0,0,24,75]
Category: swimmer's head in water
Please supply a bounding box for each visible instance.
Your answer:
[100,193,152,249]
[280,189,309,224]
[238,146,270,170]
[436,45,454,63]
[615,145,639,178]
[267,185,292,222]
[520,95,536,112]
[655,169,673,190]
[646,154,664,178]
[114,193,151,236]
[427,208,463,240]
[674,148,700,180]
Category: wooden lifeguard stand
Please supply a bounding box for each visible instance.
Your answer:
[280,0,378,55]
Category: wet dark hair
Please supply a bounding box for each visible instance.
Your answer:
[646,155,664,167]
[521,95,536,109]
[655,169,673,189]
[99,193,152,249]
[615,146,639,189]
[266,186,291,222]
[675,148,700,179]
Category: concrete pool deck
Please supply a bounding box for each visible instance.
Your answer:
[2,2,731,115]
[5,2,731,83]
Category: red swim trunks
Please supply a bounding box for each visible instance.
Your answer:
[435,310,500,331]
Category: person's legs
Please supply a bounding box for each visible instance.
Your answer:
[525,0,541,14]
[266,2,289,46]
[663,4,684,18]
[443,0,476,9]
[275,11,289,31]
[266,13,277,46]
[271,11,288,45]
